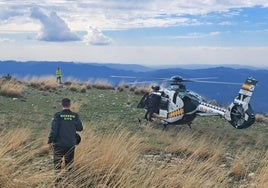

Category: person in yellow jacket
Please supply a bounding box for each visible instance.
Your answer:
[56,67,62,84]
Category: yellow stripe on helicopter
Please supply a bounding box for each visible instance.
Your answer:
[242,83,255,91]
[168,108,184,118]
[242,83,251,90]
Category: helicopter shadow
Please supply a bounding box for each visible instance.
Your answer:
[138,118,193,132]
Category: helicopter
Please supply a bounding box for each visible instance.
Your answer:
[136,76,258,129]
[112,75,258,129]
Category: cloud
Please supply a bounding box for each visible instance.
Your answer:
[30,7,80,42]
[84,26,112,45]
[0,7,21,21]
[173,31,220,39]
[0,38,12,42]
[218,21,234,26]
[2,1,268,32]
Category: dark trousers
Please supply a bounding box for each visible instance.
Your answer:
[145,109,154,121]
[53,145,75,172]
[56,76,62,84]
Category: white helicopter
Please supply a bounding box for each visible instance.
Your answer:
[133,76,258,129]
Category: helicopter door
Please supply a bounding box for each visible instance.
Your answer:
[158,96,169,118]
[137,93,149,109]
[173,91,178,104]
[169,91,184,109]
[159,97,168,110]
[165,94,184,123]
[182,96,199,113]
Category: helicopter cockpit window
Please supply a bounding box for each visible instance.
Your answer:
[179,84,186,91]
[170,84,186,92]
[170,85,179,90]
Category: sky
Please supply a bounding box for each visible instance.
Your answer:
[0,0,268,67]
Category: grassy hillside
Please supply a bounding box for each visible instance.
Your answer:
[0,76,267,188]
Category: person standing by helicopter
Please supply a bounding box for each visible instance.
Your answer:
[145,85,162,121]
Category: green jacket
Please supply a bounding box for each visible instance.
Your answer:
[48,109,83,147]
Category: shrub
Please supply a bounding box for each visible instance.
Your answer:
[68,83,87,93]
[80,85,87,93]
[255,114,268,123]
[26,76,59,91]
[63,81,72,86]
[92,80,115,90]
[229,163,246,180]
[68,83,79,92]
[117,86,125,92]
[0,80,24,97]
[86,84,92,89]
[129,86,137,92]
[133,87,150,95]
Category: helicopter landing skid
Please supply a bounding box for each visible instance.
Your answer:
[187,122,192,129]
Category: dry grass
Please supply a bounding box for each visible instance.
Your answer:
[0,128,50,188]
[0,123,268,188]
[0,134,54,187]
[0,128,31,156]
[25,76,89,93]
[67,82,87,93]
[136,127,228,187]
[63,77,87,93]
[254,152,268,187]
[255,114,268,123]
[25,76,59,91]
[72,128,144,187]
[70,100,82,113]
[229,162,246,180]
[117,84,128,92]
[133,87,150,95]
[92,79,115,90]
[0,78,24,97]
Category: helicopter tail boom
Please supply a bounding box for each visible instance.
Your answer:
[197,102,226,117]
[197,77,257,129]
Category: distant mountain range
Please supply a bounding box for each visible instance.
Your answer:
[1,60,267,113]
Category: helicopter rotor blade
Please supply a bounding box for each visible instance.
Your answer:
[189,77,218,80]
[110,75,138,79]
[110,75,168,81]
[111,75,241,85]
[192,80,241,85]
[162,75,219,83]
[122,82,159,87]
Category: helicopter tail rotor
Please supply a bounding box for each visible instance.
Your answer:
[224,77,258,129]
